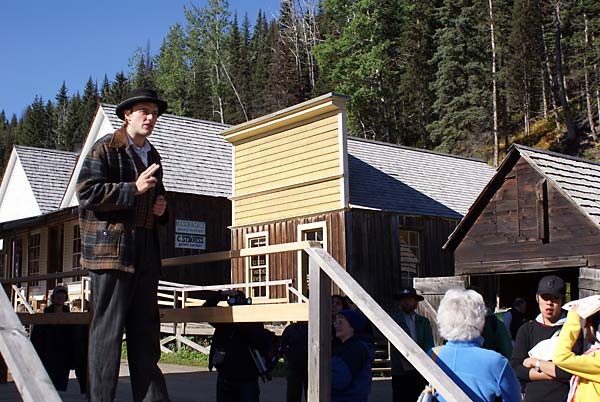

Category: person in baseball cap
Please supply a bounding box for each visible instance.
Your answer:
[511,275,579,402]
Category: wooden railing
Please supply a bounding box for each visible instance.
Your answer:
[0,241,470,402]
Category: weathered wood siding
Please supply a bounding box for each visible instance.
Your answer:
[231,211,346,299]
[233,112,343,226]
[455,157,600,275]
[346,210,457,311]
[158,192,232,286]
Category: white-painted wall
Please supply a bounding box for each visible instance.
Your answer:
[0,156,40,222]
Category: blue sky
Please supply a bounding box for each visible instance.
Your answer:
[0,0,281,119]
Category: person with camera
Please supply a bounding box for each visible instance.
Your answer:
[203,289,276,402]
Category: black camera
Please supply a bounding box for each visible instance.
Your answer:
[226,290,252,306]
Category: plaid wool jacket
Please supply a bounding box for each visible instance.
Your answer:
[76,127,166,272]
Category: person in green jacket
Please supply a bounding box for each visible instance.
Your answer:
[390,287,433,402]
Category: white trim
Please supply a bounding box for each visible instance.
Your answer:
[296,221,328,297]
[60,106,115,209]
[338,108,350,209]
[244,231,270,299]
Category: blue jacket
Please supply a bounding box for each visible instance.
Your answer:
[331,336,373,402]
[390,311,434,375]
[430,337,521,402]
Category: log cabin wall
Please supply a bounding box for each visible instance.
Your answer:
[158,192,232,286]
[346,209,458,311]
[455,157,600,276]
[231,210,346,299]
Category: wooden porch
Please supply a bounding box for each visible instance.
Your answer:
[0,241,472,402]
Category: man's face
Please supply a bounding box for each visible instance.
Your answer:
[537,293,562,323]
[53,292,66,307]
[400,296,418,313]
[124,101,159,139]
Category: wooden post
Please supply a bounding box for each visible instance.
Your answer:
[305,246,472,402]
[307,253,331,402]
[0,285,62,402]
[173,291,180,352]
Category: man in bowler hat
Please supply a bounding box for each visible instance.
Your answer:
[77,89,171,402]
[390,287,433,402]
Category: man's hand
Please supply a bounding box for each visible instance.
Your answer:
[135,163,160,195]
[153,195,167,216]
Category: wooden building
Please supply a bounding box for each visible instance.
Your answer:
[444,144,600,309]
[223,93,495,311]
[0,105,234,306]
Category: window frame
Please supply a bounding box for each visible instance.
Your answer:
[399,228,421,287]
[297,221,328,297]
[245,231,269,299]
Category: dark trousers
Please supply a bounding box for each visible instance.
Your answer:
[392,370,427,402]
[88,229,170,402]
[286,367,308,402]
[216,375,260,402]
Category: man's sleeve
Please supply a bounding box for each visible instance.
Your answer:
[422,317,435,352]
[510,322,531,381]
[76,147,136,211]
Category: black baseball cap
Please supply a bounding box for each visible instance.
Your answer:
[537,275,565,298]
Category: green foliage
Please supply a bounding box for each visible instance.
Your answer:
[4,0,600,163]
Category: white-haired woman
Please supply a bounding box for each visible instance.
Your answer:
[431,288,521,402]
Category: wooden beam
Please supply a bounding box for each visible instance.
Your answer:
[161,241,321,267]
[307,252,331,402]
[18,312,90,325]
[305,246,472,402]
[0,286,62,402]
[18,303,309,325]
[1,269,89,285]
[159,304,308,323]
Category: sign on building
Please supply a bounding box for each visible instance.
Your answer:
[175,219,206,250]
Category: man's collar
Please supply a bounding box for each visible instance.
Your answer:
[109,127,130,149]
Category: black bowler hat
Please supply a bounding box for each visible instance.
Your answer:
[115,88,168,120]
[395,287,424,301]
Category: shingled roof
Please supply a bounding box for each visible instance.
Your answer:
[15,146,77,213]
[444,144,600,251]
[517,144,600,224]
[347,137,496,218]
[102,104,232,198]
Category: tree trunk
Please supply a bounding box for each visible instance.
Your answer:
[554,1,576,142]
[541,24,560,129]
[583,13,597,140]
[541,69,548,119]
[488,0,499,167]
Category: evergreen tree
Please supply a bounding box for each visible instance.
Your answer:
[63,93,84,152]
[505,0,544,137]
[78,78,99,149]
[100,74,111,103]
[16,96,51,147]
[427,0,491,154]
[248,10,273,118]
[55,82,70,150]
[130,42,156,90]
[108,72,130,104]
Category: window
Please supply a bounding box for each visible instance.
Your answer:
[297,222,327,297]
[28,233,41,286]
[246,233,268,298]
[400,230,420,287]
[72,224,82,281]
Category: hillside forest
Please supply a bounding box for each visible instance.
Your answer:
[1,0,600,168]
